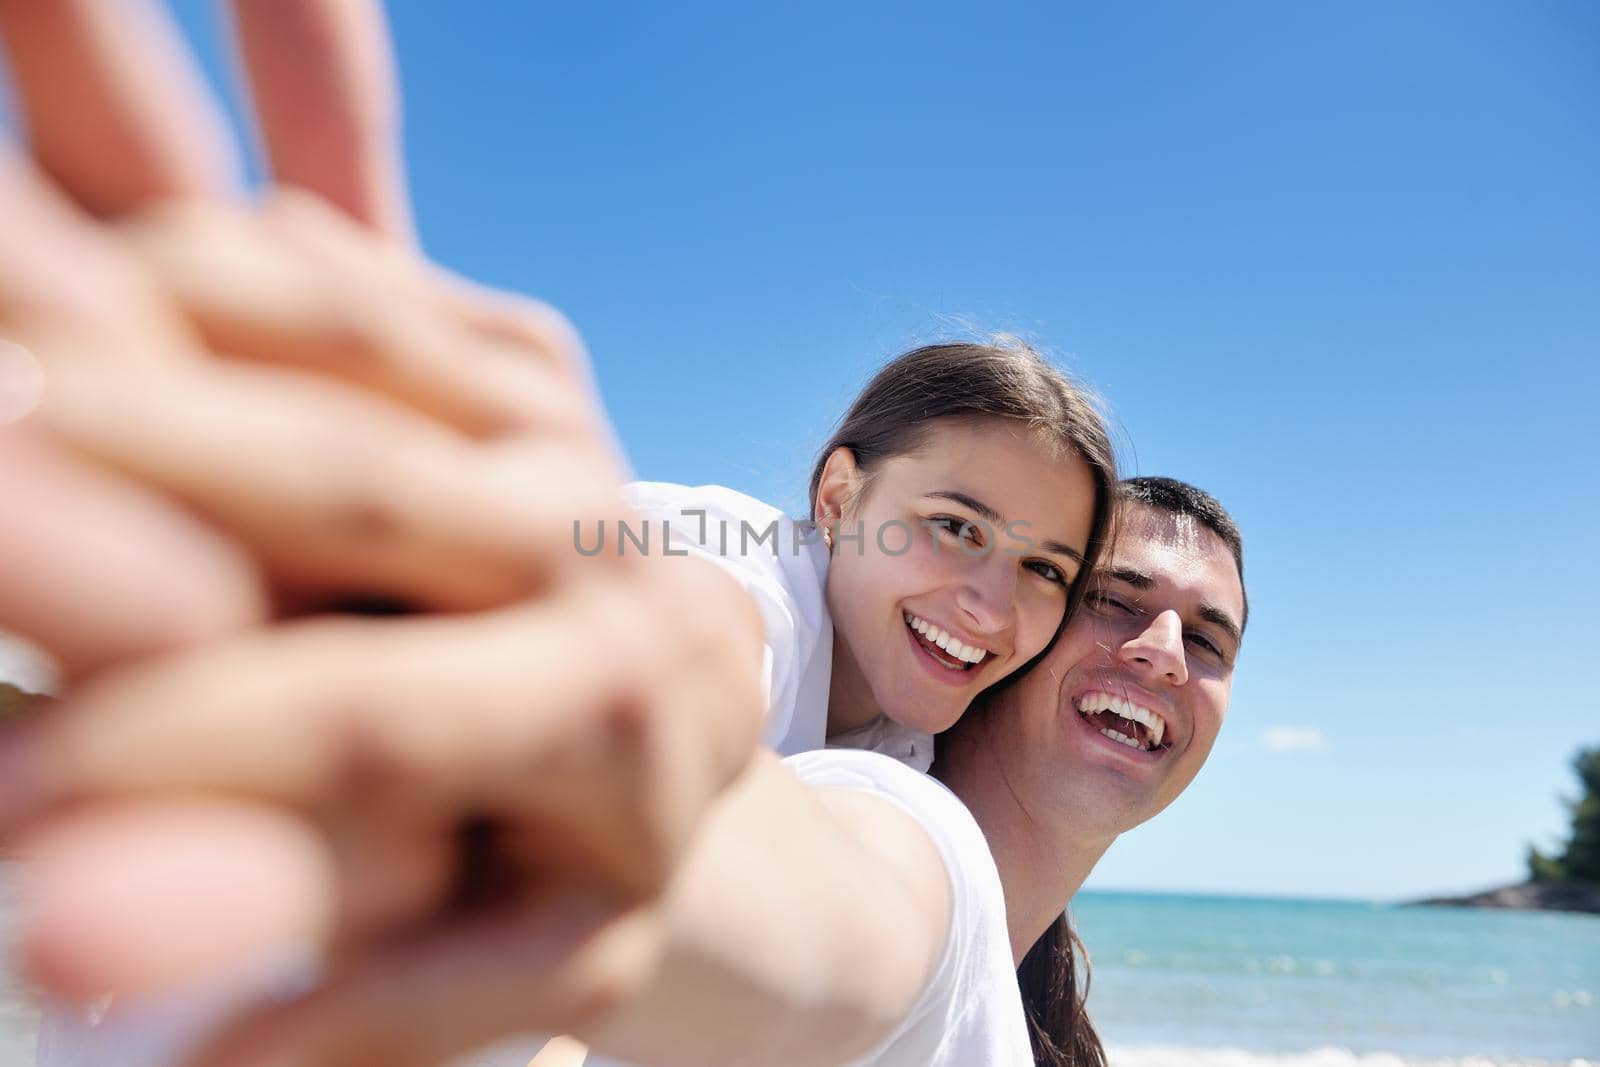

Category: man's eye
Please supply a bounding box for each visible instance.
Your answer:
[1187,632,1222,657]
[1084,590,1130,613]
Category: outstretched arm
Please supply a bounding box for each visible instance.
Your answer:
[576,752,950,1067]
[175,751,953,1067]
[0,3,769,1062]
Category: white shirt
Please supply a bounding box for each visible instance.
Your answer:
[789,749,1031,1066]
[582,749,1032,1067]
[622,482,933,772]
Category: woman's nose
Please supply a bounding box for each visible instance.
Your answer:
[953,554,1018,639]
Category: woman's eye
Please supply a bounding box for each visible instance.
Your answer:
[1026,560,1068,586]
[930,516,982,545]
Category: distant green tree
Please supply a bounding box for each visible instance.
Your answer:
[1527,844,1564,883]
[1559,748,1600,883]
[1527,746,1600,885]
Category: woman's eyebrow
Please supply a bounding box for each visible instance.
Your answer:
[925,490,1002,525]
[1039,541,1087,565]
[926,490,1085,563]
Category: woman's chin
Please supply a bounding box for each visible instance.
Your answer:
[879,692,965,738]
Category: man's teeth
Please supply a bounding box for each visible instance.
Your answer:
[1075,691,1167,749]
[904,613,988,665]
[1100,727,1142,749]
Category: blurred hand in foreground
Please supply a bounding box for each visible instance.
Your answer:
[0,2,765,1062]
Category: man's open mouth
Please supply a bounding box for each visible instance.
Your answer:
[1075,691,1168,752]
[905,612,989,672]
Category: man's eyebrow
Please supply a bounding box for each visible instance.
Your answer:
[1100,567,1153,590]
[1199,602,1243,647]
[1101,570,1242,645]
[927,491,1085,564]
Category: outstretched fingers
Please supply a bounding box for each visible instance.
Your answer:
[118,194,590,439]
[0,588,671,886]
[13,799,335,1000]
[0,0,240,217]
[0,0,414,243]
[184,892,662,1067]
[229,0,415,243]
[0,149,268,678]
[0,426,267,679]
[14,795,463,1000]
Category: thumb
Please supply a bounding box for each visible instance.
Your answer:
[13,799,332,1001]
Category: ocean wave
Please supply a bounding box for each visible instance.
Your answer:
[1107,1046,1595,1067]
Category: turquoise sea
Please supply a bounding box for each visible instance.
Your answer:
[1,881,1596,1064]
[1074,892,1600,1066]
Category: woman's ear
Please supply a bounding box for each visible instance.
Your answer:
[812,446,861,530]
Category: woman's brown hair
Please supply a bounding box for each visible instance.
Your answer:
[1018,914,1108,1066]
[806,339,1118,632]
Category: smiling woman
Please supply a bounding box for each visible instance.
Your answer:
[816,414,1103,740]
[813,342,1117,740]
[626,338,1118,776]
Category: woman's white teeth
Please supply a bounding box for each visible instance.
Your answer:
[1075,691,1167,749]
[904,613,987,665]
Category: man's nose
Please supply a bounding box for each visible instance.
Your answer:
[1119,609,1188,685]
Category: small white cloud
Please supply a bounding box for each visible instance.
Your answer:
[1261,726,1328,753]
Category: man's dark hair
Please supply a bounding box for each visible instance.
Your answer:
[1116,475,1248,631]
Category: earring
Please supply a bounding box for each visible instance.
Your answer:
[822,526,833,548]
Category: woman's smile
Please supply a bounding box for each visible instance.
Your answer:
[903,611,991,687]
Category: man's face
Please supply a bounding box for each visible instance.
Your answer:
[996,502,1245,835]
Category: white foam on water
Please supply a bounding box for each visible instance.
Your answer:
[1108,1046,1596,1067]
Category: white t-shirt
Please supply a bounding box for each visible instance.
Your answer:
[622,482,933,772]
[582,748,1032,1067]
[805,751,1030,1066]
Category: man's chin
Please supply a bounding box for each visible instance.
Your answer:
[1052,771,1157,837]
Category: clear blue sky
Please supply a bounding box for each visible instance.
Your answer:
[158,1,1598,900]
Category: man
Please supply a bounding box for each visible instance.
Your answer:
[948,475,1245,975]
[936,475,1245,1060]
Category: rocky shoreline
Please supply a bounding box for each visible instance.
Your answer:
[1411,880,1600,914]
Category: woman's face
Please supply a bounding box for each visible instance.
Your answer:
[819,418,1098,736]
